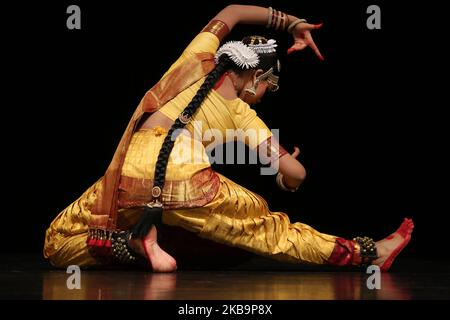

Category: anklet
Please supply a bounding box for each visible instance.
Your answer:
[111,231,138,264]
[353,236,378,267]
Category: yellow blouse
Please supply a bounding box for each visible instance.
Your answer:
[44,29,339,270]
[120,32,275,208]
[158,32,273,150]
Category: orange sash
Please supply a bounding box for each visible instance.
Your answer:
[89,52,216,231]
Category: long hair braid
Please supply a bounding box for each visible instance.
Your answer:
[153,56,230,191]
[131,56,231,238]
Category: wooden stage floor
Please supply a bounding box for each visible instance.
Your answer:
[1,253,449,300]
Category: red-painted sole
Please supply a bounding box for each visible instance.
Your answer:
[380,218,414,272]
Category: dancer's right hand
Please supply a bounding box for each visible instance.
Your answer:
[288,22,324,61]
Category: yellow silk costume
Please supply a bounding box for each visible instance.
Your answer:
[44,30,339,268]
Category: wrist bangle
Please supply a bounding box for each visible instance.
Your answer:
[111,230,138,264]
[267,7,273,28]
[266,7,288,31]
[276,172,298,192]
[287,18,307,33]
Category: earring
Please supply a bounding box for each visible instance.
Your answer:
[244,80,259,96]
[244,86,257,96]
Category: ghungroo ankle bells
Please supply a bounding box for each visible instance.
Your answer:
[353,236,378,267]
[87,228,138,264]
[111,230,138,264]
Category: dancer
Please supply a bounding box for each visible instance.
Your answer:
[44,4,413,272]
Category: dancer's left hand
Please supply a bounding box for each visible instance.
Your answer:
[287,22,324,61]
[291,146,300,158]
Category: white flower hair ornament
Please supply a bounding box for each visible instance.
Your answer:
[247,39,278,55]
[215,41,259,69]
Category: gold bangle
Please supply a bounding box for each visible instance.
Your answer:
[270,9,277,29]
[267,8,290,31]
[279,12,288,31]
[266,7,273,28]
[276,173,298,192]
[274,10,280,30]
[201,20,230,41]
[287,18,307,33]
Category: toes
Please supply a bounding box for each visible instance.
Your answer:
[405,221,414,234]
[402,218,415,230]
[397,219,414,237]
[405,218,414,229]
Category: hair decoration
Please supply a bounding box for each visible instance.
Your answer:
[248,39,278,55]
[215,41,259,69]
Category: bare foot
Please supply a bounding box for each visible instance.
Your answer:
[373,218,414,271]
[129,226,177,273]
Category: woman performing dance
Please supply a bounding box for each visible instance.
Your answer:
[44,4,413,272]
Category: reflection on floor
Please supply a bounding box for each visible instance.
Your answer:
[1,253,449,300]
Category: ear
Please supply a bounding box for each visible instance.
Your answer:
[253,69,264,82]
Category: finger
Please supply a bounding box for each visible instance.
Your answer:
[287,47,296,55]
[303,22,323,31]
[313,22,323,29]
[287,43,307,55]
[291,146,300,158]
[308,38,325,61]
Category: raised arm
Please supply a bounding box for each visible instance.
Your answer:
[209,5,321,191]
[209,4,324,59]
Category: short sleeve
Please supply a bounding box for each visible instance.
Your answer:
[164,32,220,75]
[183,32,221,57]
[234,101,273,149]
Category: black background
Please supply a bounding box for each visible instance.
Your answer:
[3,0,447,261]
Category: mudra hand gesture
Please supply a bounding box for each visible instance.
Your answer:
[291,146,300,159]
[287,22,324,60]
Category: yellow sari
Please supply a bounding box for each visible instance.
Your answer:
[44,29,341,268]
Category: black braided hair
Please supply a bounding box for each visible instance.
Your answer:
[153,56,231,193]
[152,36,279,194]
[132,37,278,238]
[132,56,231,238]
